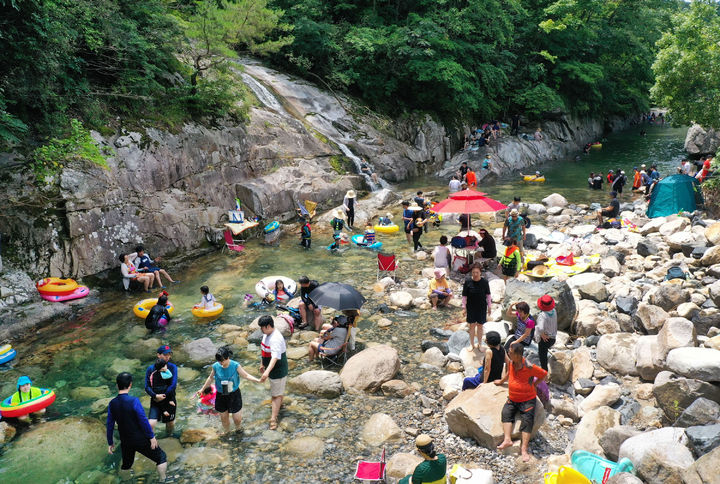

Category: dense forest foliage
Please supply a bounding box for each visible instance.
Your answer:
[267,0,681,123]
[3,0,719,154]
[0,0,288,148]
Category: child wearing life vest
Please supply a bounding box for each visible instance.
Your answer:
[362,221,376,245]
[500,239,522,280]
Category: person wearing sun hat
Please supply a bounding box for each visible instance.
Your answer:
[398,434,447,484]
[535,295,557,371]
[427,268,452,309]
[330,209,345,235]
[343,190,357,229]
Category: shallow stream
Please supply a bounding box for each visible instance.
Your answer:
[0,123,687,483]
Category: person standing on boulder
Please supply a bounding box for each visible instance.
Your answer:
[535,296,558,371]
[462,263,492,351]
[258,315,288,431]
[495,343,547,462]
[107,372,167,481]
[343,190,357,229]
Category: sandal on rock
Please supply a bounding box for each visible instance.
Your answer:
[269,419,278,430]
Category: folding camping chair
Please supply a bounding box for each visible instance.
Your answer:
[377,253,398,281]
[223,229,244,253]
[354,447,386,483]
[320,327,351,369]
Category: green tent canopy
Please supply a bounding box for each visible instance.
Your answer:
[647,174,703,218]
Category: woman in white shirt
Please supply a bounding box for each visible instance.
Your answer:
[119,252,153,291]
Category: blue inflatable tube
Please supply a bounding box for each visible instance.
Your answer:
[351,234,383,250]
[0,349,17,365]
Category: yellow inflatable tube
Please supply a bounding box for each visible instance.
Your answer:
[191,304,224,318]
[374,224,399,234]
[133,298,175,318]
[544,466,591,484]
[523,176,546,183]
[0,344,12,356]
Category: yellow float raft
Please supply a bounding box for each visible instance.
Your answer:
[522,254,601,279]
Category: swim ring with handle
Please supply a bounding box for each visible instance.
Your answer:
[373,224,399,234]
[0,388,56,418]
[36,278,79,296]
[133,298,175,318]
[40,285,89,302]
[263,221,280,233]
[255,276,297,299]
[191,304,224,318]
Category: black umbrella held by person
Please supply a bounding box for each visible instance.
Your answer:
[308,282,366,311]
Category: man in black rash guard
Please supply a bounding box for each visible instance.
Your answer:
[107,372,167,481]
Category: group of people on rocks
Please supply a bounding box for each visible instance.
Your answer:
[119,245,179,292]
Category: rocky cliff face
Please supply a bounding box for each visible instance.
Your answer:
[0,60,450,279]
[685,124,720,157]
[437,115,631,181]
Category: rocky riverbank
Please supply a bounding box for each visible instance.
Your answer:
[279,190,720,482]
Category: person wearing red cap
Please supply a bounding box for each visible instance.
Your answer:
[535,295,557,371]
[145,345,177,435]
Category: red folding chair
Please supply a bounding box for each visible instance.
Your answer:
[223,229,244,253]
[377,253,398,281]
[355,447,386,482]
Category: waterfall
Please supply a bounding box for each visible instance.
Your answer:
[238,66,388,191]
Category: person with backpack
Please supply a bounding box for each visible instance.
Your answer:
[504,301,535,351]
[329,210,345,236]
[499,239,522,280]
[502,209,526,262]
[612,170,627,194]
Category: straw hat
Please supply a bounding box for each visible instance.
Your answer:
[407,204,423,211]
[334,209,343,218]
[531,265,549,278]
[510,209,519,216]
[537,294,556,311]
[346,190,357,198]
[433,268,446,279]
[416,434,433,448]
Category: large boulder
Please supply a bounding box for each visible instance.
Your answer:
[650,285,690,312]
[675,397,720,427]
[685,124,720,156]
[701,246,720,266]
[422,347,448,368]
[179,337,218,366]
[283,436,325,458]
[572,346,595,381]
[682,445,720,484]
[599,425,642,462]
[389,291,413,309]
[502,279,576,331]
[634,303,669,335]
[656,317,697,364]
[579,383,621,416]
[542,193,568,208]
[578,280,609,303]
[0,417,107,482]
[445,383,545,448]
[289,370,344,398]
[653,371,720,421]
[340,345,400,393]
[447,330,470,357]
[248,315,292,338]
[666,347,720,382]
[635,335,662,381]
[386,453,424,480]
[601,256,622,277]
[658,217,689,237]
[360,413,403,446]
[705,222,720,246]
[686,424,720,457]
[548,350,573,385]
[571,407,622,456]
[618,428,694,484]
[596,333,640,376]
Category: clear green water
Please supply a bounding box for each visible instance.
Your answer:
[0,124,687,483]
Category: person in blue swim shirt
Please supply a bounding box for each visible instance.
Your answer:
[134,245,177,289]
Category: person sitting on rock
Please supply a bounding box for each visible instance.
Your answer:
[399,434,447,484]
[495,342,547,462]
[499,238,522,280]
[298,276,322,330]
[427,268,452,310]
[504,301,535,350]
[134,245,177,289]
[307,315,348,361]
[119,252,154,292]
[596,190,620,226]
[461,331,506,390]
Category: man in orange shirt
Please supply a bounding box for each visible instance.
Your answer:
[494,342,547,461]
[465,169,477,187]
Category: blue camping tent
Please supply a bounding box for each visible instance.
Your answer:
[647,174,703,218]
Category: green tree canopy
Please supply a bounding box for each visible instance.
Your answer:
[652,0,720,129]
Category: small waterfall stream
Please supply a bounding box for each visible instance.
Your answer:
[238,64,388,191]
